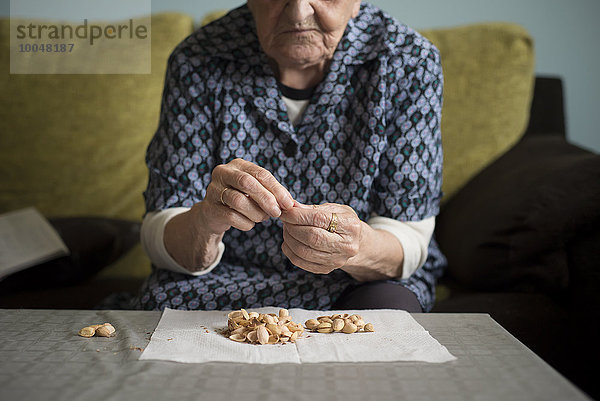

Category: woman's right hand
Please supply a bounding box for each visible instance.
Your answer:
[163,158,295,271]
[200,158,295,234]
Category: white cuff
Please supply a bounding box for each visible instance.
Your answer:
[141,208,225,276]
[366,215,435,280]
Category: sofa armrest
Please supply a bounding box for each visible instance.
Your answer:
[523,76,566,138]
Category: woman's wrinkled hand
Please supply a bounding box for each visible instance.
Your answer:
[279,202,363,274]
[199,158,295,235]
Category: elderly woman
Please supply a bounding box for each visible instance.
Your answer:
[135,0,445,312]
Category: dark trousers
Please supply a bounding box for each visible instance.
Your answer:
[332,282,422,312]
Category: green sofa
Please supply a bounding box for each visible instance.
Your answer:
[0,13,536,294]
[1,11,599,399]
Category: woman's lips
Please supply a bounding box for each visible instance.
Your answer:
[282,27,317,34]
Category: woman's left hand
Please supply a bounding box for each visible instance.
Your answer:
[279,202,363,274]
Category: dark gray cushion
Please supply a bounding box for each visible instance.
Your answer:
[436,136,600,293]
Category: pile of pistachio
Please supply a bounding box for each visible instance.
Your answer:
[227,308,304,345]
[226,309,375,345]
[305,313,374,334]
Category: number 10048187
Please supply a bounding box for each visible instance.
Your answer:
[18,43,74,53]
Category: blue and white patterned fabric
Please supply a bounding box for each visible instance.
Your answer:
[134,3,446,312]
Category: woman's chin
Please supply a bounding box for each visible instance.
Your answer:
[276,49,327,69]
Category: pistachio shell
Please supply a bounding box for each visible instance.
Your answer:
[279,308,289,317]
[288,322,304,332]
[266,324,282,336]
[332,319,345,332]
[78,326,96,337]
[229,333,247,342]
[364,323,375,332]
[305,319,319,330]
[316,322,332,330]
[241,309,250,320]
[231,327,247,336]
[342,322,358,334]
[96,323,116,337]
[257,326,269,345]
[246,330,258,343]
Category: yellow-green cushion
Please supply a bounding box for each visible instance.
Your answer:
[0,13,194,220]
[422,23,535,201]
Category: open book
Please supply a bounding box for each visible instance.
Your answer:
[0,207,69,281]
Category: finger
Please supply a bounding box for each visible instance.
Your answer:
[281,242,335,275]
[232,159,295,211]
[220,187,270,223]
[217,204,257,232]
[220,173,281,218]
[279,206,334,230]
[283,223,334,253]
[283,224,335,262]
[284,221,361,262]
[216,162,292,218]
[207,181,269,223]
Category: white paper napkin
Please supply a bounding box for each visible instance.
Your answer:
[140,307,456,364]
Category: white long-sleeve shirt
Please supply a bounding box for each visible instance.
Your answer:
[141,208,434,280]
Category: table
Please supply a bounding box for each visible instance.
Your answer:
[0,310,590,401]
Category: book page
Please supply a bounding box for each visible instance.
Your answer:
[0,207,69,280]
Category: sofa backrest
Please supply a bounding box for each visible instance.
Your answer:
[0,13,194,220]
[421,23,535,201]
[0,13,535,220]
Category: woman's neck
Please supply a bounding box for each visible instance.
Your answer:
[270,58,329,90]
